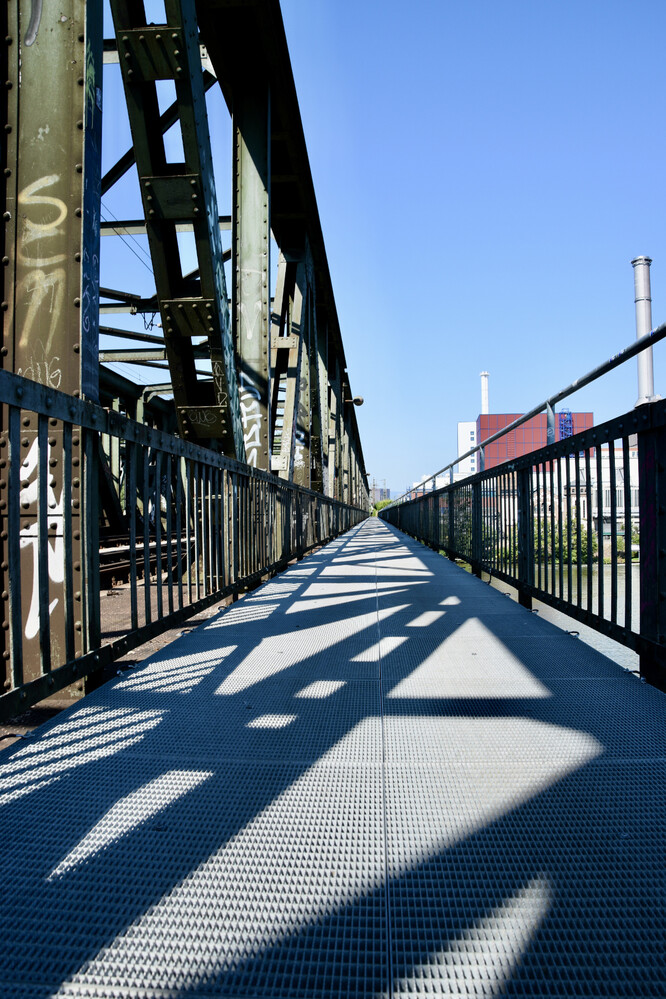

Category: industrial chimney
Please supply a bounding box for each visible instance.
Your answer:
[632,256,660,406]
[480,371,489,415]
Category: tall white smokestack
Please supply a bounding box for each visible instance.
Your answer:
[632,256,660,406]
[480,371,489,415]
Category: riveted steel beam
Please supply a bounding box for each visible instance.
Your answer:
[110,0,244,457]
[1,0,103,698]
[233,83,271,470]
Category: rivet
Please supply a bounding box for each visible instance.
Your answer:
[75,163,82,173]
[3,124,10,134]
[74,252,81,262]
[73,344,80,353]
[78,77,84,86]
[21,417,30,427]
[75,208,82,218]
[74,561,81,571]
[48,437,56,446]
[1,213,9,221]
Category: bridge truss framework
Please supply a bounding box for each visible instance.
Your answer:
[0,0,369,713]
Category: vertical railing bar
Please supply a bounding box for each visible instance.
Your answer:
[37,415,51,674]
[566,452,572,605]
[155,449,163,622]
[7,406,23,688]
[536,464,542,591]
[194,461,201,602]
[85,425,101,655]
[585,447,593,612]
[221,469,228,590]
[575,452,582,608]
[557,455,564,600]
[623,436,632,633]
[128,441,138,631]
[143,444,151,625]
[62,422,75,664]
[201,462,209,596]
[596,442,604,620]
[548,460,556,596]
[609,438,618,626]
[175,456,184,610]
[165,452,174,616]
[186,459,193,606]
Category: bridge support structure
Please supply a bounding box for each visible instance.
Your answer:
[0,0,369,716]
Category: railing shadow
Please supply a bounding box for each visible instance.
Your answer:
[0,520,664,996]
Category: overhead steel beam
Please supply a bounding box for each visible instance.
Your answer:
[110,0,244,456]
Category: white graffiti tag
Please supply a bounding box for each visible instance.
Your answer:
[239,371,262,467]
[19,440,64,641]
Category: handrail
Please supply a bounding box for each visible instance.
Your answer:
[0,370,367,721]
[381,397,666,691]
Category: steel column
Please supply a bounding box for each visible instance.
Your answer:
[233,83,271,470]
[2,0,102,696]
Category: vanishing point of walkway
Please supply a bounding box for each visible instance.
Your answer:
[2,520,666,997]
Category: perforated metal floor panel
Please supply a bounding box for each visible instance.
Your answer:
[2,520,666,997]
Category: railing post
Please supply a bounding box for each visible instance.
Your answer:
[448,489,456,560]
[517,466,533,609]
[638,420,666,689]
[472,480,482,577]
[432,493,440,553]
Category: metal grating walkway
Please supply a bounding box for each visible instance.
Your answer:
[2,519,666,997]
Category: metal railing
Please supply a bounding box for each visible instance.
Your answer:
[381,399,666,690]
[0,370,367,720]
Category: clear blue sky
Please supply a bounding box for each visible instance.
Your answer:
[101,1,666,497]
[279,0,666,494]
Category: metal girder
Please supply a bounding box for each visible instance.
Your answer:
[233,83,271,470]
[109,0,244,457]
[1,0,103,696]
[270,258,304,481]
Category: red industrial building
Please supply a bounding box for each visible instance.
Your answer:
[477,410,594,469]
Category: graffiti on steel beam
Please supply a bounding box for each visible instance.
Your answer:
[239,370,262,467]
[19,440,63,641]
[24,0,43,46]
[16,175,68,372]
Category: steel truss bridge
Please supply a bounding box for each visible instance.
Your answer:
[1,0,369,711]
[3,3,666,997]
